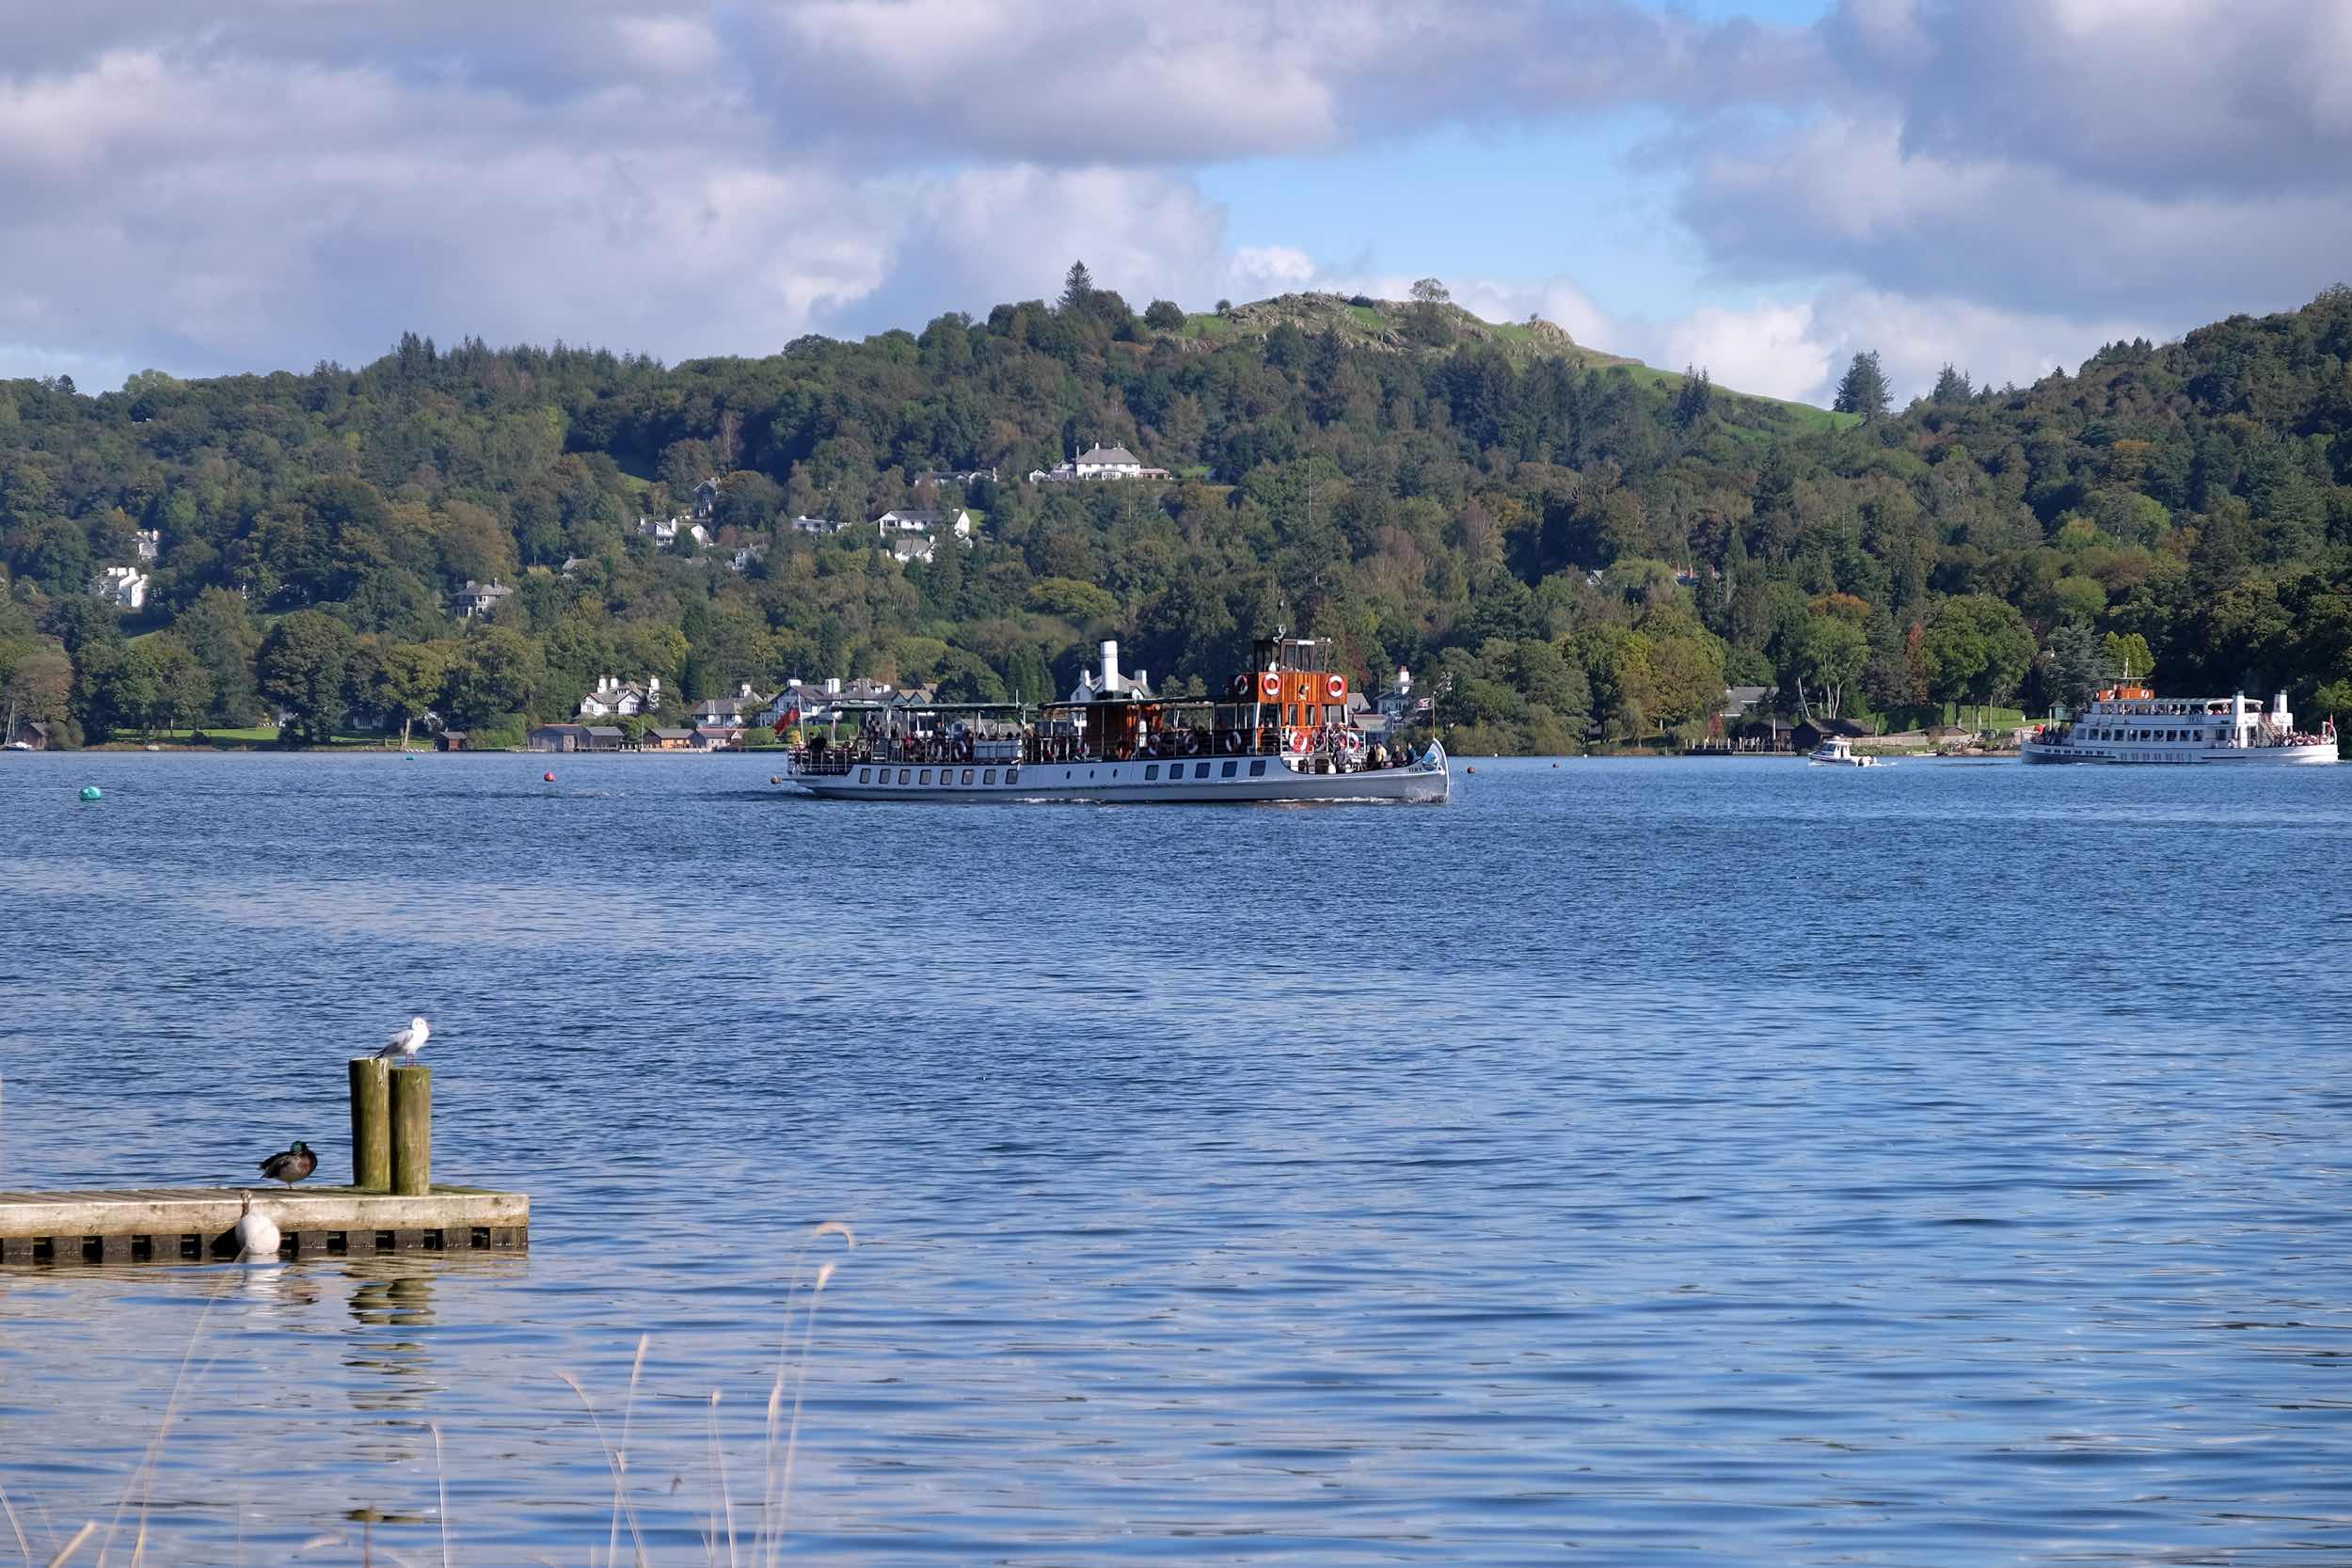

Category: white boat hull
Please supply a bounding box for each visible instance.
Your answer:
[791,745,1450,803]
[2021,738,2338,765]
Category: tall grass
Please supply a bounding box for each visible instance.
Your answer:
[19,1222,856,1567]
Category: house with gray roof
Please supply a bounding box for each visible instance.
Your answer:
[1028,440,1171,483]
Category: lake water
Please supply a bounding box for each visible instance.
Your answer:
[3,751,2350,1566]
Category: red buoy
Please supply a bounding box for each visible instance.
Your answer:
[544,771,556,782]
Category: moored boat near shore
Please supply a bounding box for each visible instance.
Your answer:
[785,635,1449,803]
[2022,680,2337,765]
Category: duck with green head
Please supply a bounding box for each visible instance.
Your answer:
[259,1140,317,1189]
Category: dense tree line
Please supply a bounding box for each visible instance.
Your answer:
[6,276,2352,752]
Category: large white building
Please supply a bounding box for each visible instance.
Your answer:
[93,565,150,610]
[1028,442,1170,483]
[579,674,664,718]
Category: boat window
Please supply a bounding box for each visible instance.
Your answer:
[919,769,931,784]
[961,768,975,784]
[857,768,869,783]
[898,768,910,784]
[1249,759,1267,777]
[1195,762,1211,779]
[1006,768,1020,785]
[1145,765,1159,781]
[983,768,996,784]
[1221,760,1238,778]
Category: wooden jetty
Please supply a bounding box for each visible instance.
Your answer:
[0,1060,530,1266]
[0,1185,528,1265]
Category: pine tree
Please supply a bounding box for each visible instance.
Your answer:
[1672,365,1713,430]
[1058,261,1095,314]
[1931,363,1973,404]
[1833,351,1891,420]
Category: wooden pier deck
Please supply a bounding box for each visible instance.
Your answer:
[0,1185,529,1265]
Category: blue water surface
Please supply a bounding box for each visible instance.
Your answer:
[1,751,2349,1565]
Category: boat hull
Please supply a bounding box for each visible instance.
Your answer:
[792,746,1450,803]
[2021,738,2338,765]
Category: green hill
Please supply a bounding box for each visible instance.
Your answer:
[3,277,2348,753]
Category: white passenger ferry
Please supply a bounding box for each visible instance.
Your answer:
[784,637,1450,803]
[2022,681,2337,765]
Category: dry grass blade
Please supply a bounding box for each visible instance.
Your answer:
[430,1424,451,1568]
[557,1372,647,1568]
[706,1393,738,1568]
[1,1481,31,1566]
[100,1262,242,1562]
[772,1225,854,1552]
[610,1336,647,1568]
[40,1523,92,1568]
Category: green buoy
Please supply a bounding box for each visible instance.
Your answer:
[79,785,103,800]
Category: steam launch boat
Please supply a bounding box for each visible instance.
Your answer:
[2022,681,2337,765]
[785,635,1449,802]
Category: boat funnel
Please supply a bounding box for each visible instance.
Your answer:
[1101,640,1120,690]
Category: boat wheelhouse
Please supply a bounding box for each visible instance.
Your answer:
[785,637,1449,802]
[1807,735,1875,767]
[2022,682,2337,766]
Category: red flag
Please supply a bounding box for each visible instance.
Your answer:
[773,705,800,736]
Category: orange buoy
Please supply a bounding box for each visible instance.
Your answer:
[1466,766,1476,774]
[543,771,556,782]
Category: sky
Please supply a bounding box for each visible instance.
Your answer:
[6,0,2352,406]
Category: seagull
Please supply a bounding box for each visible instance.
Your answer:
[375,1015,431,1064]
[259,1140,316,1188]
[233,1192,281,1260]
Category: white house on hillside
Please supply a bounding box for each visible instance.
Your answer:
[452,579,512,619]
[873,508,975,540]
[93,565,149,610]
[1029,441,1170,483]
[637,515,711,549]
[579,674,663,718]
[135,530,161,562]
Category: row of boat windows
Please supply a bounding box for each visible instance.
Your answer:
[856,761,1279,784]
[855,759,1276,786]
[2079,725,2217,742]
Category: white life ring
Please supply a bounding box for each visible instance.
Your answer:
[1259,671,1281,701]
[1325,674,1344,700]
[1283,726,1312,753]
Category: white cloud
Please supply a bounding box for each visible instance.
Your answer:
[1660,303,1829,403]
[4,0,2345,406]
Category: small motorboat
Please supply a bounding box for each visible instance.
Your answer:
[1807,735,1876,767]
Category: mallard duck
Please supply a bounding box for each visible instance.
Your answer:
[375,1015,431,1064]
[233,1192,281,1260]
[259,1140,316,1188]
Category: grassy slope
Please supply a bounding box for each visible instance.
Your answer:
[1172,293,1852,436]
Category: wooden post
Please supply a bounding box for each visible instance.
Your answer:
[389,1067,431,1196]
[349,1058,391,1191]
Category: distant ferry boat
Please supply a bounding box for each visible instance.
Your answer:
[786,636,1449,802]
[2022,681,2337,765]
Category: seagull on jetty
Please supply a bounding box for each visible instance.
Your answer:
[258,1140,316,1189]
[233,1192,281,1260]
[375,1015,431,1064]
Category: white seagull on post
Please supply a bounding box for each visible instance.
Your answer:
[376,1015,432,1063]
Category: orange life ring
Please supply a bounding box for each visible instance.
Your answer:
[1258,671,1280,700]
[1325,674,1344,700]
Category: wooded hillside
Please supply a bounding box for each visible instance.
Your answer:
[6,268,2351,750]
